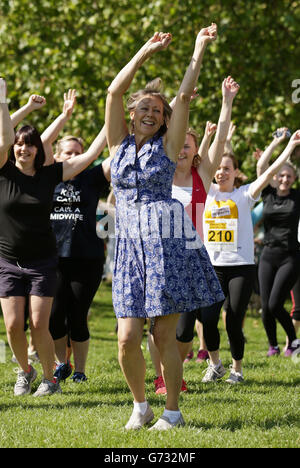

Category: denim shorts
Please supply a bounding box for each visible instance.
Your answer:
[0,256,58,297]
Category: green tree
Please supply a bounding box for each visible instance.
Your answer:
[0,0,299,175]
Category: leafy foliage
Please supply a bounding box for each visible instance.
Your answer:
[0,0,299,174]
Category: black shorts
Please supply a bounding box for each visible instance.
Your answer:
[0,256,58,297]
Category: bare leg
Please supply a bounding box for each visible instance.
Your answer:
[177,340,193,362]
[29,296,55,381]
[54,336,68,363]
[153,314,182,411]
[1,296,29,372]
[117,317,146,402]
[71,339,89,373]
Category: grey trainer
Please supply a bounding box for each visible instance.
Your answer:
[202,360,226,383]
[14,366,37,396]
[149,413,185,431]
[33,378,62,397]
[226,369,244,384]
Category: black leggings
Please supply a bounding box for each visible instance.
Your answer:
[258,247,299,347]
[176,302,223,352]
[49,258,104,342]
[214,264,256,361]
[291,275,300,321]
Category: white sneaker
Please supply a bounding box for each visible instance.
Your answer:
[149,413,185,431]
[14,366,37,396]
[33,378,62,397]
[125,404,154,430]
[202,360,226,383]
[226,368,244,384]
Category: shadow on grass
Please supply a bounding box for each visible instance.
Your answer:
[187,414,300,431]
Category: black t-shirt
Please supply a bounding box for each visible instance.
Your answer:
[262,185,300,252]
[0,160,63,261]
[51,163,110,259]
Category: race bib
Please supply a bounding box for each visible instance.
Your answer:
[204,200,238,252]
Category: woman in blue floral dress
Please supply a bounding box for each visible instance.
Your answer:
[105,26,224,430]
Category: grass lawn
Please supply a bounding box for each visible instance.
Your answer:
[0,281,299,448]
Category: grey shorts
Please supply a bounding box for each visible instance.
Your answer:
[0,256,58,298]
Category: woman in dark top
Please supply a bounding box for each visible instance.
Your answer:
[258,162,300,356]
[49,135,110,383]
[0,79,107,396]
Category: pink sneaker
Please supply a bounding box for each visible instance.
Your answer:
[154,376,167,395]
[196,349,209,363]
[184,350,194,364]
[267,346,280,357]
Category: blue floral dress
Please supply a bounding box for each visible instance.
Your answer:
[110,133,224,318]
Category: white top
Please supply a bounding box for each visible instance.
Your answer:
[204,183,259,266]
[172,185,193,207]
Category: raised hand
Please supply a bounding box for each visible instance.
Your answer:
[196,23,217,46]
[63,89,76,118]
[145,32,172,54]
[227,121,236,141]
[289,129,300,147]
[222,76,240,101]
[28,94,46,110]
[205,121,217,137]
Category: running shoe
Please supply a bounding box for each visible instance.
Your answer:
[71,372,88,383]
[149,413,185,431]
[14,365,37,396]
[181,379,188,392]
[154,375,167,395]
[33,378,62,396]
[196,349,209,363]
[125,403,154,430]
[184,350,194,363]
[202,360,226,382]
[154,376,187,394]
[54,360,73,382]
[267,346,280,357]
[284,339,300,357]
[28,348,40,364]
[225,368,244,384]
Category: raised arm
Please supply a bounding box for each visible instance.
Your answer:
[250,130,300,200]
[223,121,236,155]
[41,89,76,165]
[198,121,217,161]
[10,94,46,129]
[105,32,172,156]
[0,79,15,169]
[198,76,239,192]
[256,127,290,177]
[62,124,107,181]
[164,24,217,162]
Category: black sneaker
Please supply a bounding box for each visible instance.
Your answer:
[54,361,72,382]
[71,372,87,383]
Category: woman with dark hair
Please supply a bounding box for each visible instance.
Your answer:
[0,80,107,397]
[105,26,226,430]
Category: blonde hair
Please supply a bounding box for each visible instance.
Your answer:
[185,127,201,167]
[127,78,172,135]
[56,135,84,156]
